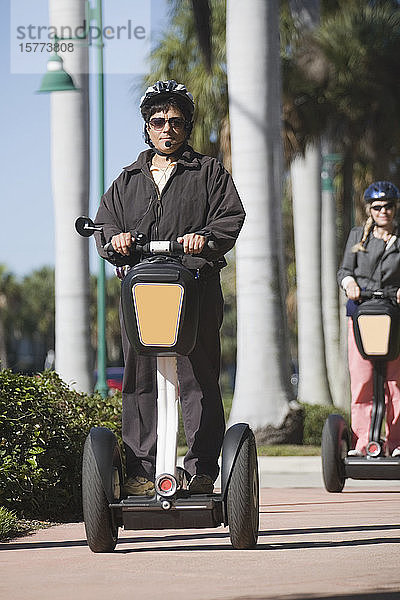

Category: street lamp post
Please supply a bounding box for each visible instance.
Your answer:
[92,0,108,398]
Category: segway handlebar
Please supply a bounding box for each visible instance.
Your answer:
[360,288,399,301]
[75,216,216,258]
[75,217,217,257]
[103,239,188,257]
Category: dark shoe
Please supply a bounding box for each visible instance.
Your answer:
[188,474,214,495]
[123,476,155,497]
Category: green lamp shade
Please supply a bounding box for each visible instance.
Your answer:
[37,54,78,93]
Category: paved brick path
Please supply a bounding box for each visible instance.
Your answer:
[2,485,400,600]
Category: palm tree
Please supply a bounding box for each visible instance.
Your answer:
[291,144,332,406]
[226,0,296,437]
[321,145,347,408]
[287,0,332,406]
[19,268,55,366]
[48,0,92,392]
[190,0,212,72]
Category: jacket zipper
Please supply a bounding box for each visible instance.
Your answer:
[140,170,161,240]
[155,190,161,240]
[141,164,177,241]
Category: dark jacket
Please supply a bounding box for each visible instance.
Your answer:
[94,145,245,271]
[337,225,400,291]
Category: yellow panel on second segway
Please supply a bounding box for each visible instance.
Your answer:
[132,283,184,346]
[357,314,391,355]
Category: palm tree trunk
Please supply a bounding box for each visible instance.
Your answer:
[337,148,354,410]
[49,0,92,392]
[291,143,332,405]
[227,0,295,436]
[321,146,342,407]
[290,1,333,406]
[341,148,354,248]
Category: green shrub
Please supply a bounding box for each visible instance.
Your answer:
[0,506,19,539]
[301,402,350,446]
[0,369,121,521]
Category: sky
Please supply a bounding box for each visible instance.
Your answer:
[0,0,170,277]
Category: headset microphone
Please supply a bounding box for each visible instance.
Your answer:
[165,141,172,147]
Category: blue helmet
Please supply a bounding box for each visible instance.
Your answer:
[364,181,400,203]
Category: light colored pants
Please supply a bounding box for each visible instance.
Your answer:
[348,319,400,454]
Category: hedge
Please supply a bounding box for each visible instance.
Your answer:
[300,402,350,446]
[0,369,121,520]
[0,506,20,539]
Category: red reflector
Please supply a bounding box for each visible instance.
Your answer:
[160,478,172,491]
[369,443,377,453]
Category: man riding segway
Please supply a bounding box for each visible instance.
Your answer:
[94,80,246,497]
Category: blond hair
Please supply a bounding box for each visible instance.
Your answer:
[352,206,374,253]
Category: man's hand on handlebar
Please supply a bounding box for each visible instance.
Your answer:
[397,288,400,304]
[177,233,206,255]
[111,232,134,255]
[110,232,207,256]
[346,281,361,301]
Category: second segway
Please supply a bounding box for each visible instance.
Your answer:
[322,289,400,492]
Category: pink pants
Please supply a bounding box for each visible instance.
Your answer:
[348,319,400,453]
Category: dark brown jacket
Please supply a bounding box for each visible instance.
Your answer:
[95,145,245,271]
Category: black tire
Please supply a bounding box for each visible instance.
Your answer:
[321,414,349,493]
[82,435,118,552]
[227,430,259,549]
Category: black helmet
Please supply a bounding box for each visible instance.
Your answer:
[140,80,195,120]
[364,181,400,203]
[140,80,194,153]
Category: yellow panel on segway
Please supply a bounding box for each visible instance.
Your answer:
[357,314,391,355]
[132,283,184,346]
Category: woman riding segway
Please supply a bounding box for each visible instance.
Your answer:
[322,181,400,493]
[338,181,400,458]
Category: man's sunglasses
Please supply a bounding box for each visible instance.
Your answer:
[370,202,395,212]
[148,117,186,131]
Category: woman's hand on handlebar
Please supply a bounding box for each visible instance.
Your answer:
[177,233,206,255]
[111,232,133,255]
[346,280,361,301]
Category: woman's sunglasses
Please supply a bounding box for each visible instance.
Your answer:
[148,117,186,131]
[370,202,395,212]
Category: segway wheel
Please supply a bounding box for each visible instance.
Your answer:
[227,430,259,549]
[321,414,349,493]
[82,435,118,552]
